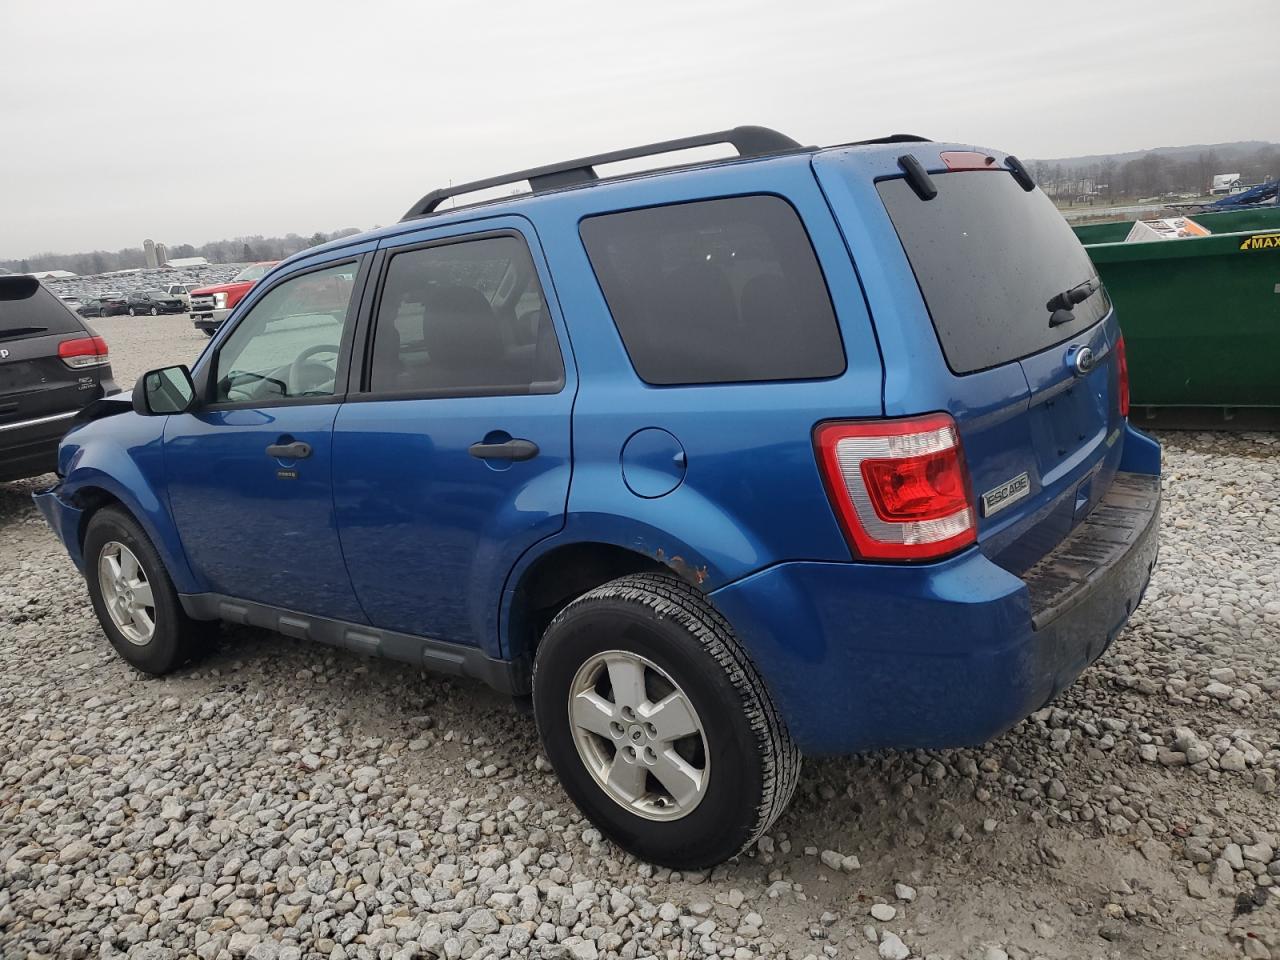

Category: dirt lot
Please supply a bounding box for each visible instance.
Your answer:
[1,314,1277,960]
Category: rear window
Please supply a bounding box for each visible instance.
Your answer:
[878,171,1109,374]
[580,195,845,385]
[0,278,85,341]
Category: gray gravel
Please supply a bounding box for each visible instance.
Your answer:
[1,316,1277,959]
[86,312,213,389]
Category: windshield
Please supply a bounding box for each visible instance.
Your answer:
[233,264,272,283]
[878,170,1109,374]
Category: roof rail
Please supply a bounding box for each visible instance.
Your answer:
[400,125,805,221]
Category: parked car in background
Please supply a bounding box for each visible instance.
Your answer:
[76,296,128,318]
[164,283,196,309]
[1,275,117,481]
[59,295,84,313]
[34,127,1160,868]
[126,290,186,316]
[189,261,278,335]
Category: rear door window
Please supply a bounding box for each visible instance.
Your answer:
[877,171,1109,374]
[368,234,564,397]
[580,195,845,385]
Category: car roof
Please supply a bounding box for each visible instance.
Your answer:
[280,127,939,269]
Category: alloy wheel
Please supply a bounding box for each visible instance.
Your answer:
[568,650,709,821]
[97,541,156,645]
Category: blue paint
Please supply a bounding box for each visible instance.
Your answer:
[36,138,1161,756]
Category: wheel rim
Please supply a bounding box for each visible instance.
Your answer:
[568,650,709,821]
[97,541,156,645]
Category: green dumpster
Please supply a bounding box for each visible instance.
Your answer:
[1072,205,1280,245]
[1078,225,1280,428]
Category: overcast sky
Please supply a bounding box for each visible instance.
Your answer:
[2,0,1277,259]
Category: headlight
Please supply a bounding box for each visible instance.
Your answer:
[213,292,228,308]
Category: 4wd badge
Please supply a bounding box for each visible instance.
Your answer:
[982,472,1030,517]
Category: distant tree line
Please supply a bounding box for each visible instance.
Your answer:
[1030,143,1279,201]
[2,227,367,276]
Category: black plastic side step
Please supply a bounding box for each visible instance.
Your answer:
[180,593,531,695]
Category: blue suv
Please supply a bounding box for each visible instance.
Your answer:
[35,127,1160,867]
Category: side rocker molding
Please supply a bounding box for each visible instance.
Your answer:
[180,593,530,695]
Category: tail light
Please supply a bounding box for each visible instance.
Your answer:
[814,413,976,561]
[1115,334,1130,418]
[58,335,110,369]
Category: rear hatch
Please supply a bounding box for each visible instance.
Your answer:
[816,147,1125,574]
[0,276,112,427]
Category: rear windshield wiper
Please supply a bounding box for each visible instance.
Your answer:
[0,326,48,341]
[1046,278,1101,327]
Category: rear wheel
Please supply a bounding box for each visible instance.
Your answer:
[127,307,136,316]
[533,573,800,867]
[83,507,213,674]
[149,306,158,316]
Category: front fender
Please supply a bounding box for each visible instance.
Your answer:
[58,414,200,594]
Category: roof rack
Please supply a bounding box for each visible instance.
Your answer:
[400,125,806,221]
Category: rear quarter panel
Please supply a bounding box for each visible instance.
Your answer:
[504,156,885,600]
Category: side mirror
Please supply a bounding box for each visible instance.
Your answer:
[133,365,196,415]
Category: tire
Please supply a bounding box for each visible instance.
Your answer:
[203,329,215,337]
[127,307,136,317]
[149,307,158,316]
[533,573,800,868]
[83,506,213,675]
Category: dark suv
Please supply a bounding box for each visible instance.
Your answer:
[1,275,117,481]
[35,127,1159,867]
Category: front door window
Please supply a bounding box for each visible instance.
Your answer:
[213,262,358,403]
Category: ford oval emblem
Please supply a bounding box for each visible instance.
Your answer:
[1071,346,1095,376]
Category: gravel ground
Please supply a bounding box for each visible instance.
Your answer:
[1,315,1278,960]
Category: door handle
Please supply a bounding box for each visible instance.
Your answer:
[266,441,312,459]
[468,438,539,462]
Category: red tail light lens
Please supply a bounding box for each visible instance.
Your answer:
[58,335,110,369]
[814,413,976,561]
[1115,334,1130,418]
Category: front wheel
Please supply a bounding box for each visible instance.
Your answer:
[83,507,213,674]
[533,573,800,868]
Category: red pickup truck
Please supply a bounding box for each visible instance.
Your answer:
[189,261,278,336]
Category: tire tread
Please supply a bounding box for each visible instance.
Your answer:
[540,572,801,857]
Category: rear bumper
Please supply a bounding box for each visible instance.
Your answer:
[0,410,78,482]
[710,430,1160,755]
[33,482,86,570]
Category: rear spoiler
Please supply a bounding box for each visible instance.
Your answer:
[0,275,40,301]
